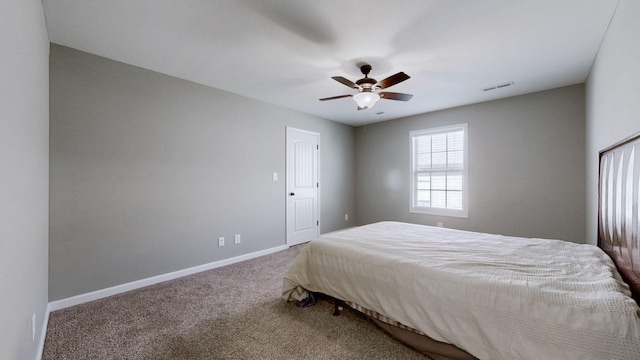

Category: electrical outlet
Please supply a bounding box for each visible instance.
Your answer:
[437,222,443,228]
[234,234,241,244]
[218,236,225,247]
[32,313,36,341]
[345,214,349,221]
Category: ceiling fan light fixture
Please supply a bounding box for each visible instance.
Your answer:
[353,92,380,109]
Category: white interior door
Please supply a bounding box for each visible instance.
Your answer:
[286,127,319,246]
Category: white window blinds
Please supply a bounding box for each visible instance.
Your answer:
[410,124,468,218]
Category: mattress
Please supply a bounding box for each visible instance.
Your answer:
[282,221,640,360]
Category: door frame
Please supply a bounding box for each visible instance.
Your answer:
[286,127,320,246]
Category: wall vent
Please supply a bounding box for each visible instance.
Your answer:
[483,81,514,92]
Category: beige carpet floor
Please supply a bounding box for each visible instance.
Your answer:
[43,244,428,359]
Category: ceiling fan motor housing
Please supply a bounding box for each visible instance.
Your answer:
[356,64,377,90]
[356,78,377,90]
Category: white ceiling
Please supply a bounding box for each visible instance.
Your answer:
[42,0,619,126]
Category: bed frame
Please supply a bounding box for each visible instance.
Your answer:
[598,132,640,303]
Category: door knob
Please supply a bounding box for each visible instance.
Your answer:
[289,192,295,196]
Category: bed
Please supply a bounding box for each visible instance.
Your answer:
[282,134,640,360]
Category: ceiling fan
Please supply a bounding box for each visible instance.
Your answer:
[319,64,413,110]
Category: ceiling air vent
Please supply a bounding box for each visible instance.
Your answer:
[483,81,514,92]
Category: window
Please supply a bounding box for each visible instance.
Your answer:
[410,123,468,218]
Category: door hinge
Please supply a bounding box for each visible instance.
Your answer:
[317,182,319,188]
[316,144,319,150]
[316,220,319,226]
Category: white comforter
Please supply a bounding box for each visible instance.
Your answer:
[282,221,640,360]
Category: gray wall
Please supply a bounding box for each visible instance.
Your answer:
[585,0,640,245]
[49,45,356,301]
[355,85,586,244]
[0,1,50,359]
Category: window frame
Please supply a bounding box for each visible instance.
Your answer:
[409,123,469,218]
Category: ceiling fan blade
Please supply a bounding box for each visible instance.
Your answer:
[319,94,353,101]
[377,72,410,89]
[331,76,358,89]
[379,92,413,101]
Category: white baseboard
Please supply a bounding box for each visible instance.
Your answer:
[47,245,288,312]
